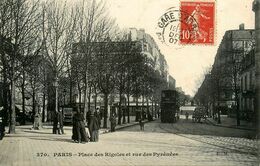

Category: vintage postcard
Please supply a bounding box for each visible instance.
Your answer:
[0,0,259,166]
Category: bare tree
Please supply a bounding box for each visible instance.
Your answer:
[71,0,116,124]
[0,0,41,133]
[41,0,78,133]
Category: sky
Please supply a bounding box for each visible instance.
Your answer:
[102,0,255,96]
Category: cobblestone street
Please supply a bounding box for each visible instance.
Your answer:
[0,117,258,166]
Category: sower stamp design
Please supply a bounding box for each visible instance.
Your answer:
[180,1,215,44]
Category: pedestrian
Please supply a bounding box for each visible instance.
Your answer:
[88,111,100,142]
[109,113,116,132]
[139,119,144,131]
[72,107,89,143]
[57,109,64,134]
[95,108,102,127]
[185,112,189,120]
[52,111,58,134]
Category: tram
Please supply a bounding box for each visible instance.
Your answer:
[160,90,179,123]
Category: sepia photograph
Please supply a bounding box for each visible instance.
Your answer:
[0,0,259,165]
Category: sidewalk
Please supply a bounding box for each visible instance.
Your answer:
[206,115,256,131]
[4,116,148,136]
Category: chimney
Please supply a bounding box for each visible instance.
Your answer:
[239,23,245,30]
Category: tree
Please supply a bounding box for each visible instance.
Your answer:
[0,0,41,133]
[41,1,78,133]
[71,0,116,123]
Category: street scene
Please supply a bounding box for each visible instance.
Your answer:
[0,115,257,166]
[0,0,259,166]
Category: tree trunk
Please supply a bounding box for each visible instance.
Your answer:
[83,76,88,123]
[122,96,126,124]
[2,62,8,127]
[42,91,46,122]
[69,78,73,104]
[151,100,154,118]
[52,78,59,134]
[146,97,149,118]
[87,85,91,115]
[103,93,108,128]
[154,102,157,118]
[32,89,36,123]
[21,70,26,125]
[135,97,139,122]
[127,94,130,123]
[9,79,16,134]
[77,82,81,104]
[142,95,144,120]
[94,89,97,110]
[2,79,8,127]
[235,89,240,126]
[118,91,122,125]
[217,90,221,124]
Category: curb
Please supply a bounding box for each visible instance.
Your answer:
[205,119,256,131]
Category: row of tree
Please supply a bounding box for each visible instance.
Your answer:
[0,0,169,133]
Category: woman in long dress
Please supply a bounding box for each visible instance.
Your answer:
[72,107,90,143]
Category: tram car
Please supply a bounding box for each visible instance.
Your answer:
[160,90,179,123]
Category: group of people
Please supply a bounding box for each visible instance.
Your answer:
[72,107,101,143]
[53,106,120,143]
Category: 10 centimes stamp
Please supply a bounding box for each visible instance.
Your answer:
[156,7,198,46]
[180,1,215,44]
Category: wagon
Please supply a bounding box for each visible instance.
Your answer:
[192,106,207,123]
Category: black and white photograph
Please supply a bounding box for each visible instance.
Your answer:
[0,0,259,165]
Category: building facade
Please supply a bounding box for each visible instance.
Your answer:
[129,28,169,81]
[195,25,255,119]
[239,50,256,120]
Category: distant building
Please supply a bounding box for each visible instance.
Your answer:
[168,75,176,90]
[214,25,254,108]
[71,29,171,118]
[195,24,255,118]
[129,28,169,81]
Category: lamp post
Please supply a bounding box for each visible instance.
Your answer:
[53,78,58,113]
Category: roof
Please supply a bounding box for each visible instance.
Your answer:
[224,30,255,40]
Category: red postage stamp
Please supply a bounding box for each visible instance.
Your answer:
[180,1,215,44]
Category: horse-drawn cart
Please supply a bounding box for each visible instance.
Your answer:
[192,106,207,123]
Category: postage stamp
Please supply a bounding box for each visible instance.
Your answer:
[156,0,215,46]
[180,1,215,44]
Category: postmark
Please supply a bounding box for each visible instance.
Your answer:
[156,1,215,46]
[156,7,197,46]
[180,1,215,44]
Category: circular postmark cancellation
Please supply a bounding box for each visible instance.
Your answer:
[156,7,199,46]
[156,7,212,46]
